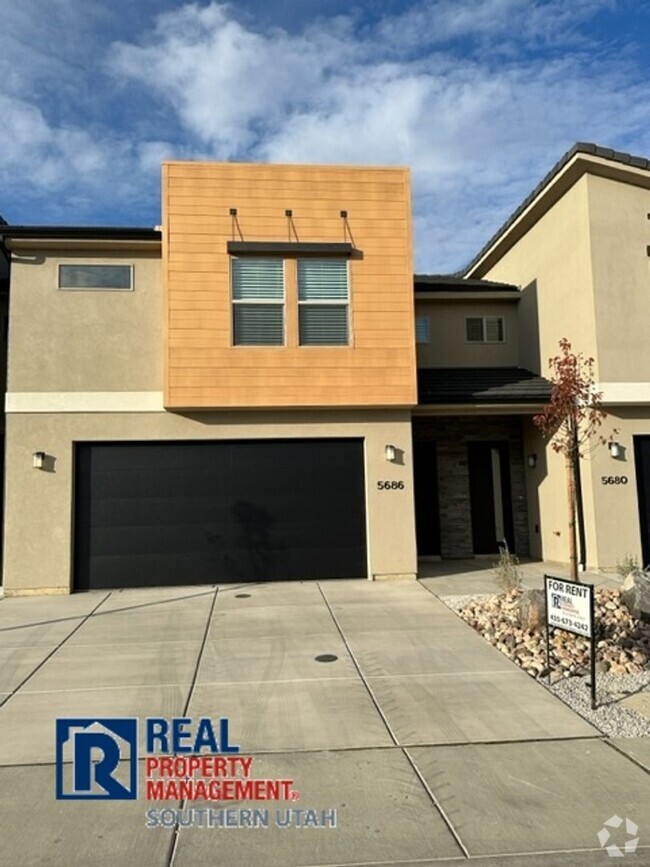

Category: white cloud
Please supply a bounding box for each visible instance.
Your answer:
[106,1,650,268]
[0,0,647,267]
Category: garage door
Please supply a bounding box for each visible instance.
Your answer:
[74,439,367,590]
[634,436,650,566]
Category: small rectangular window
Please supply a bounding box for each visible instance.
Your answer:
[466,316,505,343]
[415,316,430,343]
[59,264,133,290]
[298,259,349,346]
[232,258,284,345]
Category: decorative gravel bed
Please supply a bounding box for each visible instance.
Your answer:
[441,588,650,738]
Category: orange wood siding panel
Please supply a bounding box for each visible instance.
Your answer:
[163,162,416,409]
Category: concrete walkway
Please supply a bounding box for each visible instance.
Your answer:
[418,557,622,595]
[0,577,648,866]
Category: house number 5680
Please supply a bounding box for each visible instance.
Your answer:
[377,481,405,490]
[601,475,628,485]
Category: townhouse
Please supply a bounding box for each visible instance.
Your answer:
[0,143,648,594]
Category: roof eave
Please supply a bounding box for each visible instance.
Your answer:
[464,145,650,279]
[413,402,546,415]
[0,226,161,253]
[415,291,521,301]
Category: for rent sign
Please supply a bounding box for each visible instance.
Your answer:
[544,576,593,638]
[544,575,598,709]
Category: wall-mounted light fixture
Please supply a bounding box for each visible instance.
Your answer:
[229,208,237,216]
[340,210,348,219]
[285,209,293,218]
[33,451,46,469]
[385,444,397,462]
[527,453,537,469]
[609,441,622,458]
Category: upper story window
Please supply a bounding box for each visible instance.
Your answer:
[298,259,349,346]
[232,258,285,346]
[58,264,133,291]
[465,316,505,343]
[415,316,430,344]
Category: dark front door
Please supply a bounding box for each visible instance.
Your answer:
[74,439,367,590]
[413,441,441,556]
[634,437,650,566]
[467,441,515,554]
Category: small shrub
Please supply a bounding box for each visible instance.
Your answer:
[617,554,640,579]
[494,541,521,593]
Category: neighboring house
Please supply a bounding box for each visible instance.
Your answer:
[0,143,648,594]
[464,143,650,572]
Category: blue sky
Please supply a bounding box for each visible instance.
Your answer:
[1,0,649,271]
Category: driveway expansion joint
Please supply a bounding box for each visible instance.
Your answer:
[0,591,112,709]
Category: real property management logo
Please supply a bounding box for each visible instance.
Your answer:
[56,718,140,800]
[55,715,271,803]
[56,716,245,801]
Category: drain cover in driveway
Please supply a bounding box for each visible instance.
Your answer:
[235,593,251,598]
[315,654,338,663]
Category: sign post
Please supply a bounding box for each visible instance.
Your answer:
[544,575,597,709]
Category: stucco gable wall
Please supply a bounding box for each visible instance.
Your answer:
[586,173,650,383]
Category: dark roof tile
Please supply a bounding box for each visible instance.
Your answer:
[414,274,519,292]
[418,367,552,405]
[0,225,160,241]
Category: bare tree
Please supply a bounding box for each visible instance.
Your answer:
[533,339,616,581]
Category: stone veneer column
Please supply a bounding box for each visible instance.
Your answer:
[413,415,530,558]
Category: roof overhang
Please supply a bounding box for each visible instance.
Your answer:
[0,226,161,254]
[227,241,353,256]
[415,291,521,301]
[465,145,650,279]
[412,403,545,416]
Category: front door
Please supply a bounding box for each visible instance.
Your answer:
[467,441,515,554]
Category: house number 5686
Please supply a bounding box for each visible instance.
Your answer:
[377,481,405,490]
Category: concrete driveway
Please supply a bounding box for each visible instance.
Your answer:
[0,579,648,866]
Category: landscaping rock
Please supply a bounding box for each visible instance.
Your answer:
[621,569,650,623]
[443,586,650,680]
[514,588,546,631]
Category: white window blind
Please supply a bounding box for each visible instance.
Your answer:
[465,316,504,343]
[466,317,484,342]
[232,258,284,345]
[415,316,430,343]
[485,316,504,342]
[298,259,349,345]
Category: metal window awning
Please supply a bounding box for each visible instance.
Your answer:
[227,241,354,256]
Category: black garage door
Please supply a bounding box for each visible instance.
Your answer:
[74,439,367,590]
[635,436,650,566]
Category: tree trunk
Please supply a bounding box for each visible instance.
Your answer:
[566,451,579,582]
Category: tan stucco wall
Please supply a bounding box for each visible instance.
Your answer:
[584,408,650,569]
[586,174,650,382]
[482,176,598,377]
[522,417,599,568]
[478,170,650,572]
[521,405,647,571]
[2,409,416,594]
[7,250,162,393]
[414,300,520,367]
